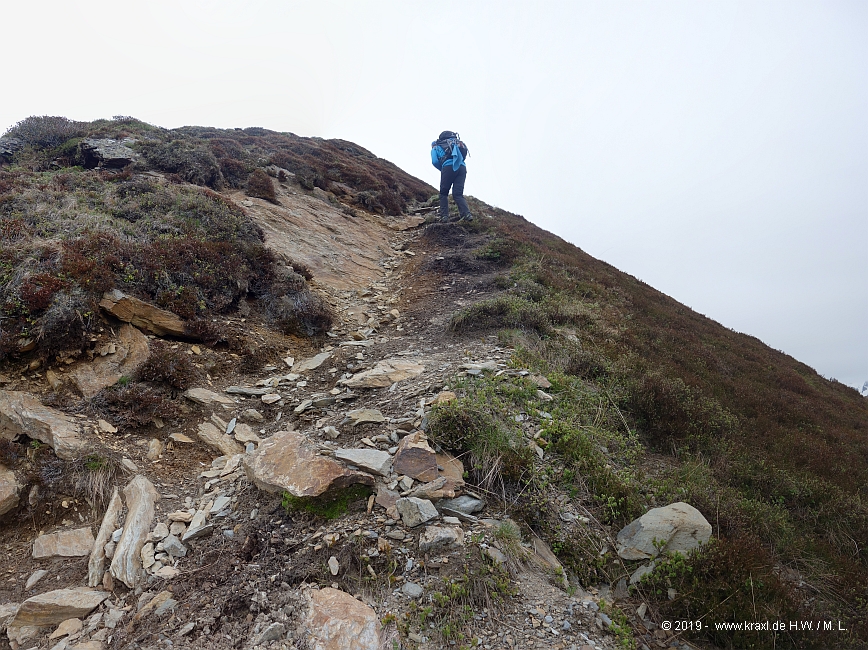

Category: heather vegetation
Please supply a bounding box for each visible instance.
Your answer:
[434,204,867,647]
[0,115,436,359]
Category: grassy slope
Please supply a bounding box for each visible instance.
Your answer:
[432,200,867,649]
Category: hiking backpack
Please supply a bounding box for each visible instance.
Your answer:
[431,131,469,170]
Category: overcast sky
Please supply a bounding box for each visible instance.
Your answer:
[3,1,866,388]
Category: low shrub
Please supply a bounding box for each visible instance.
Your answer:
[137,340,201,390]
[90,383,179,428]
[246,169,277,203]
[449,295,551,334]
[4,116,86,149]
[140,139,222,188]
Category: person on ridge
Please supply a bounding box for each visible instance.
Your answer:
[431,131,472,222]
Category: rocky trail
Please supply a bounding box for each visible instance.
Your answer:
[0,192,697,650]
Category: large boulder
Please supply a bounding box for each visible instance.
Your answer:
[110,475,160,588]
[99,289,186,337]
[0,391,85,460]
[305,588,381,650]
[69,324,150,398]
[10,588,109,627]
[80,138,137,168]
[32,527,95,559]
[0,465,20,516]
[244,430,374,498]
[340,359,424,388]
[616,502,712,560]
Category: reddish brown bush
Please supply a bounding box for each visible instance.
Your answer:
[246,169,277,203]
[137,340,201,390]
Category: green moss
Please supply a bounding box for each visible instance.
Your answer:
[281,484,372,520]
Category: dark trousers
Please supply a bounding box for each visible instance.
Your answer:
[439,165,470,219]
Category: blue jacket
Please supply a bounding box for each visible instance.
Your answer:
[431,141,466,171]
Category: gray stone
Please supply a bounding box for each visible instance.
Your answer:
[340,359,425,388]
[395,497,439,528]
[0,390,85,460]
[225,386,270,396]
[334,448,392,476]
[616,502,712,560]
[110,475,160,588]
[629,562,656,585]
[255,622,286,644]
[10,588,109,628]
[402,582,423,598]
[240,408,265,422]
[32,527,95,559]
[418,525,464,553]
[294,351,332,373]
[24,569,47,590]
[0,464,20,515]
[151,522,169,540]
[344,408,386,426]
[87,487,123,587]
[69,324,150,398]
[437,495,486,515]
[80,138,137,168]
[233,423,261,444]
[195,422,244,457]
[184,388,235,407]
[146,438,163,460]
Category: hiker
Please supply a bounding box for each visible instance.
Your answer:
[431,131,472,222]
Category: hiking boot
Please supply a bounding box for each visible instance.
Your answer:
[458,213,474,222]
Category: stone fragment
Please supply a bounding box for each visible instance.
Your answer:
[33,527,95,559]
[0,391,85,460]
[99,289,186,337]
[151,522,169,540]
[225,385,270,396]
[244,430,374,498]
[419,525,464,552]
[169,521,187,536]
[183,388,235,406]
[294,352,332,373]
[134,590,174,620]
[154,566,180,579]
[140,542,155,569]
[167,511,194,522]
[240,408,265,422]
[334,448,392,476]
[484,547,507,565]
[340,359,424,388]
[407,476,457,500]
[305,588,381,650]
[110,475,160,588]
[256,622,286,644]
[97,419,117,434]
[322,425,340,440]
[328,556,339,576]
[629,561,656,585]
[344,408,385,426]
[616,502,712,560]
[169,432,194,444]
[232,423,261,444]
[402,582,423,598]
[25,569,48,590]
[146,438,163,460]
[437,495,486,515]
[195,422,244,457]
[0,464,20,515]
[262,393,282,404]
[375,486,399,511]
[460,361,499,373]
[88,487,123,587]
[10,588,109,627]
[69,324,149,398]
[49,616,82,639]
[530,374,552,389]
[395,497,439,528]
[530,536,569,589]
[392,432,439,482]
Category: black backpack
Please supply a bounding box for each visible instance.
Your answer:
[435,131,468,161]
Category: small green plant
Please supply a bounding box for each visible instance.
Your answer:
[281,485,371,520]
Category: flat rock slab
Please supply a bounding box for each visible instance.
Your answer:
[69,324,150,398]
[99,289,186,337]
[33,527,95,559]
[184,388,236,406]
[393,432,439,482]
[616,501,712,560]
[196,422,244,457]
[11,588,109,627]
[341,359,424,388]
[419,525,464,553]
[0,391,85,460]
[344,408,385,426]
[0,464,20,516]
[111,475,160,588]
[244,430,374,498]
[305,587,381,650]
[395,497,439,528]
[334,448,392,476]
[294,352,332,373]
[437,495,486,515]
[88,488,123,587]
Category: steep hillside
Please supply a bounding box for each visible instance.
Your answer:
[0,116,865,650]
